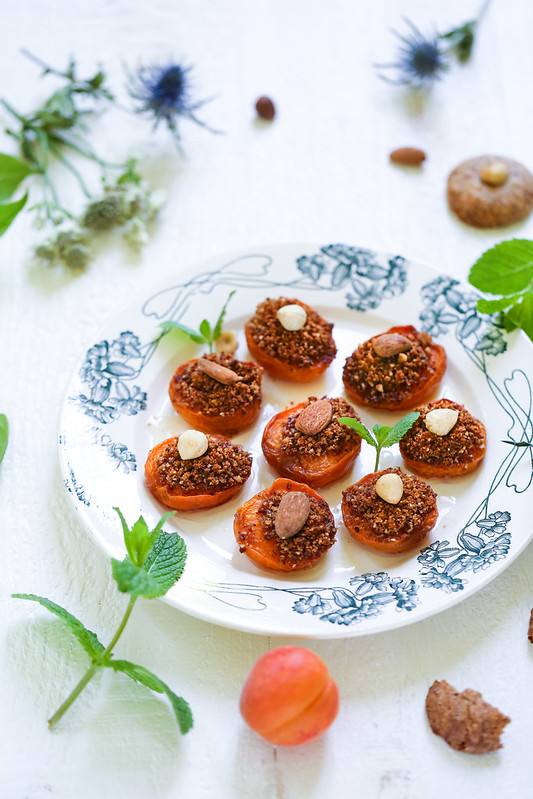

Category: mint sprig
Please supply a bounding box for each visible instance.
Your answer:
[12,508,191,732]
[0,414,8,465]
[468,239,533,341]
[339,412,420,471]
[160,289,235,352]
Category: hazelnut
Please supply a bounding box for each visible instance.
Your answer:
[425,408,459,437]
[480,161,509,187]
[177,429,209,460]
[375,472,404,505]
[276,303,307,331]
[255,96,275,121]
[215,330,238,355]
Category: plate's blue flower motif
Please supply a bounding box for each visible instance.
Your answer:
[388,577,419,611]
[293,593,331,616]
[73,331,147,423]
[419,512,512,592]
[475,325,508,356]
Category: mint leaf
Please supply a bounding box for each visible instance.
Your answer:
[12,593,105,658]
[143,532,187,594]
[0,193,28,236]
[380,412,420,447]
[502,294,533,339]
[338,417,376,448]
[0,154,33,201]
[469,240,533,295]
[199,318,212,340]
[0,414,8,464]
[105,659,193,733]
[159,320,206,344]
[113,508,175,568]
[112,558,167,598]
[477,294,525,314]
[373,424,392,447]
[213,290,236,340]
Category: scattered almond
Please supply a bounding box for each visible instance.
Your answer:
[277,304,307,331]
[390,147,426,166]
[373,333,412,358]
[480,161,509,187]
[178,429,209,460]
[215,330,238,355]
[425,408,459,437]
[274,491,311,539]
[295,399,332,435]
[375,472,404,504]
[198,357,243,385]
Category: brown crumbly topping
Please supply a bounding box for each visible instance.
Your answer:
[247,297,336,368]
[426,679,510,754]
[155,436,252,495]
[343,329,434,404]
[281,397,361,457]
[170,353,262,417]
[255,489,336,565]
[342,468,436,541]
[400,399,485,465]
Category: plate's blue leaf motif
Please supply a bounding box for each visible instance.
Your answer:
[72,331,148,423]
[200,572,419,627]
[296,245,408,310]
[64,466,90,506]
[92,428,137,473]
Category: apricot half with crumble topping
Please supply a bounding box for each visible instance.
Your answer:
[342,325,446,410]
[234,477,336,571]
[261,396,362,487]
[341,467,438,553]
[244,297,336,381]
[168,352,263,436]
[399,398,486,478]
[145,433,252,510]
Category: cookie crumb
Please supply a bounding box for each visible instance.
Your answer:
[426,679,510,754]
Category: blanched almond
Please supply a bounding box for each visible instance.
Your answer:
[375,472,404,504]
[274,491,311,539]
[372,333,413,358]
[295,399,332,435]
[277,304,307,331]
[198,357,242,385]
[178,429,209,460]
[425,408,459,436]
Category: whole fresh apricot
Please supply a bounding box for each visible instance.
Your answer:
[239,646,339,746]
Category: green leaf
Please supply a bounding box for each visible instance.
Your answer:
[469,240,533,295]
[105,659,193,733]
[0,414,8,464]
[440,21,476,63]
[111,558,167,598]
[212,290,236,340]
[380,412,420,447]
[477,294,525,314]
[11,593,105,658]
[503,294,533,340]
[114,508,176,568]
[111,531,186,598]
[199,319,212,341]
[0,193,28,236]
[143,532,187,594]
[373,424,392,447]
[338,417,377,448]
[159,320,206,344]
[0,153,33,201]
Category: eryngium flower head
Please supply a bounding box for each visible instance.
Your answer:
[128,62,214,141]
[377,20,450,87]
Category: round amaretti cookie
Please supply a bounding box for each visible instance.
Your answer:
[447,155,533,228]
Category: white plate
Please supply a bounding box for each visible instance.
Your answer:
[59,243,533,638]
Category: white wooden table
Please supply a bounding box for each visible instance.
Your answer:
[2,1,533,797]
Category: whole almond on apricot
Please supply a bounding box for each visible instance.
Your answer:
[198,357,242,385]
[372,333,412,358]
[295,399,332,435]
[274,491,311,539]
[390,147,426,166]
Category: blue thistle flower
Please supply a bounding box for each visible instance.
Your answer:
[128,62,217,142]
[377,20,450,87]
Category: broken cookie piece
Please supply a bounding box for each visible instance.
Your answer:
[426,679,510,754]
